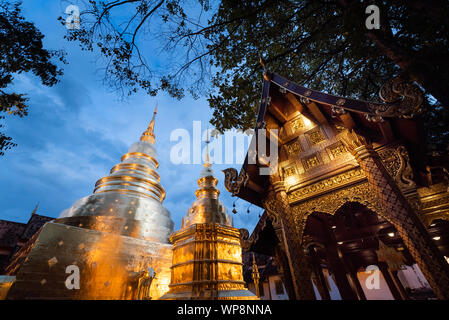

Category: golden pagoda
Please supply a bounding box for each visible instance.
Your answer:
[5,106,174,300]
[161,133,257,300]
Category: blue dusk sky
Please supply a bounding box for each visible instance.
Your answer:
[0,1,261,233]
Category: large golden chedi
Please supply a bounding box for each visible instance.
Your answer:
[5,108,174,299]
[161,148,257,300]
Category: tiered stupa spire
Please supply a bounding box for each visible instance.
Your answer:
[140,104,157,144]
[58,104,174,243]
[181,129,231,228]
[161,132,257,300]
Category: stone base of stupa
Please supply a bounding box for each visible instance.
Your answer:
[160,289,258,300]
[5,222,172,300]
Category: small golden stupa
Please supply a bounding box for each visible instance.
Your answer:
[161,133,257,300]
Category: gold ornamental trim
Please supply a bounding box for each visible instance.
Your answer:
[121,152,159,168]
[172,239,243,249]
[422,211,449,226]
[171,223,241,240]
[94,188,162,203]
[95,175,165,194]
[195,187,220,198]
[291,181,386,237]
[421,194,449,211]
[417,183,448,198]
[197,176,218,186]
[93,181,163,200]
[288,168,366,203]
[171,259,243,268]
[110,163,160,180]
[169,280,246,287]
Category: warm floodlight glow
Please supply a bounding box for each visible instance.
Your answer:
[302,116,313,128]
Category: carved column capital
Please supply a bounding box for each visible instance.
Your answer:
[342,130,377,161]
[272,181,287,194]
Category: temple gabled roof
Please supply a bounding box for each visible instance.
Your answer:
[0,214,53,248]
[224,71,432,207]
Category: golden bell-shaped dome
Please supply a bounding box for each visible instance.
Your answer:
[57,105,174,243]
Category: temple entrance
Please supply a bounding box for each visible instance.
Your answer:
[302,202,435,300]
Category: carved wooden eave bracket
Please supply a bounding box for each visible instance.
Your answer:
[222,168,249,196]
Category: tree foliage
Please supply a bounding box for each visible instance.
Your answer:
[0,1,65,155]
[65,0,449,143]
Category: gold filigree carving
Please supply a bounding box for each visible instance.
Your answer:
[283,165,296,178]
[285,140,302,155]
[334,124,346,134]
[368,77,424,118]
[291,182,386,234]
[303,153,321,170]
[327,142,347,159]
[418,183,449,198]
[378,145,416,189]
[288,168,365,203]
[421,195,449,210]
[341,130,369,153]
[263,198,279,225]
[217,282,246,291]
[291,118,304,132]
[422,211,449,226]
[378,148,401,177]
[306,128,325,145]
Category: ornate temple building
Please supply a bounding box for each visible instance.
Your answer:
[224,71,449,300]
[161,136,257,300]
[2,108,175,299]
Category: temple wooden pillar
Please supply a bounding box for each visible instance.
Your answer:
[342,256,367,301]
[308,246,331,300]
[378,262,404,300]
[343,130,449,299]
[325,245,359,300]
[273,245,297,300]
[348,270,366,300]
[391,270,408,300]
[264,180,316,300]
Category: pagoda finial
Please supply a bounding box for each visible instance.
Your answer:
[31,202,39,216]
[140,103,158,144]
[204,128,211,168]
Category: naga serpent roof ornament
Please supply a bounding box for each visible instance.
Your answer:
[223,168,249,196]
[369,76,424,118]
